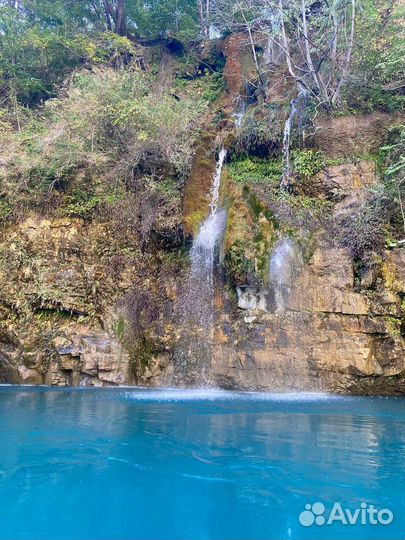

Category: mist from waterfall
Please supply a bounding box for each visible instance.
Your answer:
[173,148,227,386]
[270,238,303,313]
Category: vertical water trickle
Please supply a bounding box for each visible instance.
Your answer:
[233,98,247,128]
[281,85,308,188]
[210,147,227,214]
[173,148,228,386]
[269,238,303,313]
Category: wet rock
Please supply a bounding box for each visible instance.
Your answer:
[237,286,276,311]
[222,33,257,101]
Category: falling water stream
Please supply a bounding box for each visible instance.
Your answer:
[173,148,227,386]
[281,85,308,187]
[270,238,303,313]
[233,98,247,128]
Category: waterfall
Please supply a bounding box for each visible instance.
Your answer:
[281,85,308,187]
[210,147,227,214]
[174,148,228,386]
[233,98,246,128]
[269,238,303,313]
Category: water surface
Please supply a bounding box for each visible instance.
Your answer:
[0,387,404,540]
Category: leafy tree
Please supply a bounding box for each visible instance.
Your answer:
[0,0,203,112]
[346,0,405,112]
[380,125,405,237]
[129,0,199,40]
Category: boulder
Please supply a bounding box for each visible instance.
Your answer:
[17,365,43,385]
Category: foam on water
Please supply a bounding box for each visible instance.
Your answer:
[122,388,337,402]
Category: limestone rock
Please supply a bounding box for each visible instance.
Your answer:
[17,365,43,385]
[285,247,369,315]
[383,249,405,293]
[314,160,377,217]
[211,312,405,394]
[237,286,276,312]
[0,353,21,384]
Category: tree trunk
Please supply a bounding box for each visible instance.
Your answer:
[102,0,126,36]
[103,0,114,31]
[115,0,126,36]
[198,0,208,36]
[331,0,356,104]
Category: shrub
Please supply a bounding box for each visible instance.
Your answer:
[253,184,331,234]
[334,200,386,260]
[292,150,324,180]
[0,200,12,223]
[227,157,282,185]
[52,68,206,177]
[0,67,207,204]
[176,70,225,104]
[61,187,122,219]
[377,125,405,239]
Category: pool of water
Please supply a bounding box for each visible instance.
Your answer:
[0,387,404,540]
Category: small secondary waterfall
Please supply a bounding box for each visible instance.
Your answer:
[233,98,247,128]
[281,85,308,187]
[174,148,228,386]
[270,238,303,313]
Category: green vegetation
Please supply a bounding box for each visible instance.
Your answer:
[379,125,405,238]
[333,126,405,262]
[60,187,123,219]
[345,0,405,113]
[291,150,324,181]
[0,1,202,110]
[0,199,12,222]
[175,70,225,104]
[0,67,206,214]
[227,157,283,185]
[233,104,285,157]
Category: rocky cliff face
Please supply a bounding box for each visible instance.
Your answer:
[0,36,404,395]
[141,159,405,395]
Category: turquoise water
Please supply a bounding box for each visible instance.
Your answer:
[0,387,404,540]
